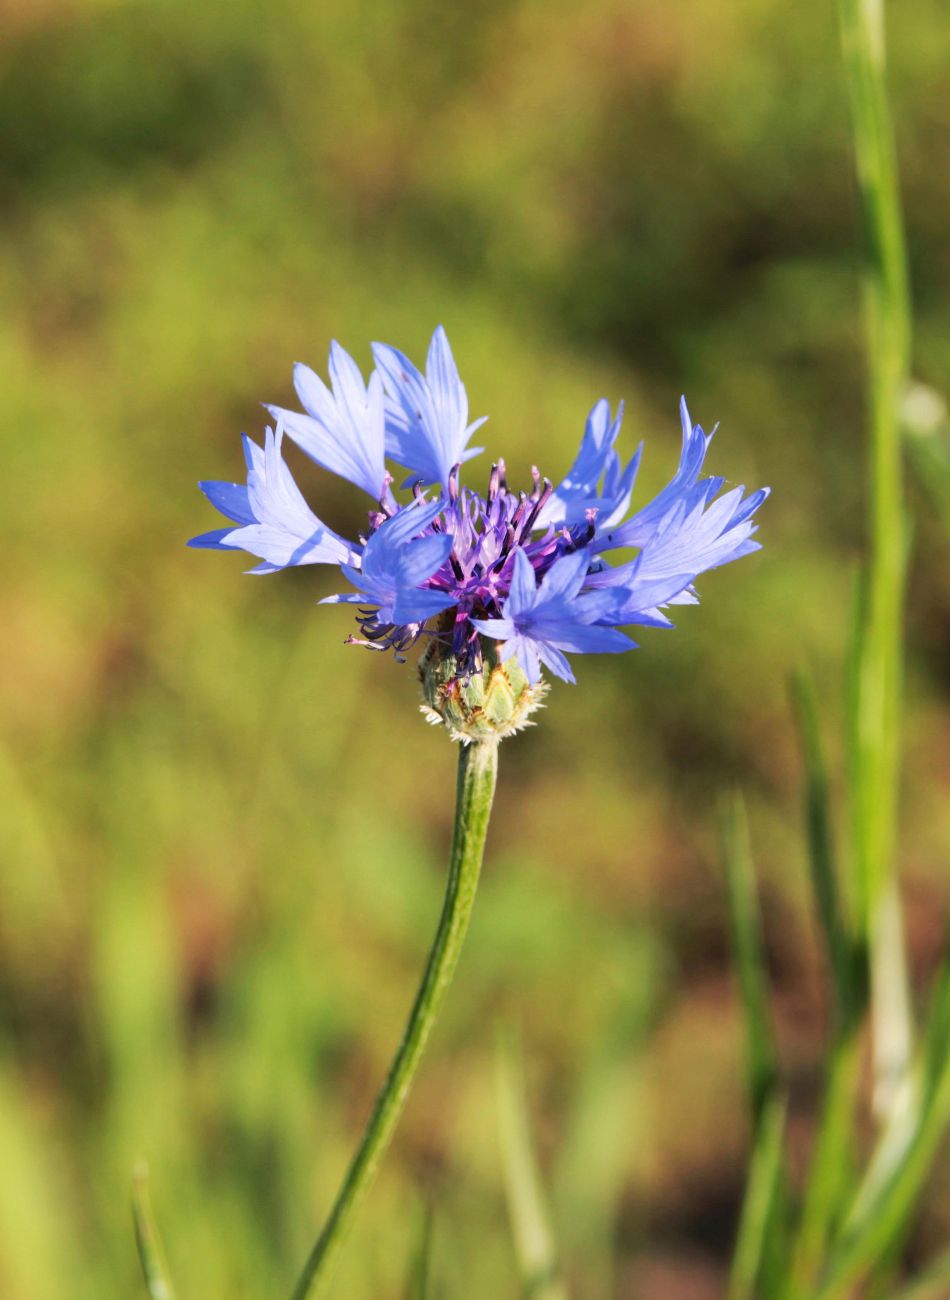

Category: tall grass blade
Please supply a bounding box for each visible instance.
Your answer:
[787,1035,861,1300]
[815,953,950,1298]
[785,671,862,1296]
[837,0,914,1123]
[495,1027,569,1300]
[132,1164,176,1300]
[721,793,778,1125]
[838,0,910,921]
[728,1092,787,1300]
[791,671,856,1028]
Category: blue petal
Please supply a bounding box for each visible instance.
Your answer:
[481,545,637,686]
[595,396,715,553]
[364,498,445,561]
[192,426,361,571]
[557,399,620,498]
[501,634,542,685]
[470,616,516,640]
[506,547,538,615]
[534,547,591,604]
[391,587,458,625]
[591,467,768,623]
[319,592,370,605]
[188,528,241,550]
[534,621,635,655]
[372,326,484,489]
[535,643,575,683]
[393,533,454,588]
[331,499,458,626]
[198,480,254,524]
[427,326,467,457]
[266,342,388,500]
[537,400,639,527]
[729,486,771,528]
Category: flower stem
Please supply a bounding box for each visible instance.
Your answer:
[290,738,499,1300]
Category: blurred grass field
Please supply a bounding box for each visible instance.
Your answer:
[2,0,950,1296]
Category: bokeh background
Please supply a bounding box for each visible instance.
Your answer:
[2,0,949,1296]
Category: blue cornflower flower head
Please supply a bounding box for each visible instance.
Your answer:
[191,327,768,742]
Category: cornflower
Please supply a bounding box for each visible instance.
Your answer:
[192,326,767,740]
[190,326,767,1300]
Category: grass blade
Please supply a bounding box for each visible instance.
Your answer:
[785,671,863,1297]
[838,0,914,1131]
[786,1033,862,1300]
[132,1165,176,1300]
[728,1092,787,1300]
[495,1027,569,1300]
[722,795,789,1298]
[816,1069,950,1298]
[815,953,950,1298]
[791,670,857,1030]
[721,793,778,1125]
[838,0,910,928]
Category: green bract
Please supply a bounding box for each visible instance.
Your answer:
[419,636,548,744]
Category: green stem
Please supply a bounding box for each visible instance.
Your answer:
[289,739,499,1300]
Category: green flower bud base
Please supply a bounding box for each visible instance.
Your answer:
[420,636,549,744]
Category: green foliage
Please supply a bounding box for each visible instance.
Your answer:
[720,2,950,1295]
[728,1093,787,1300]
[0,0,948,1296]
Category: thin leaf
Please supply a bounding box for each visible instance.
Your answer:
[132,1164,176,1300]
[728,1093,787,1300]
[495,1026,569,1300]
[720,792,778,1124]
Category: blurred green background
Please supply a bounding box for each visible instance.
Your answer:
[2,0,949,1296]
